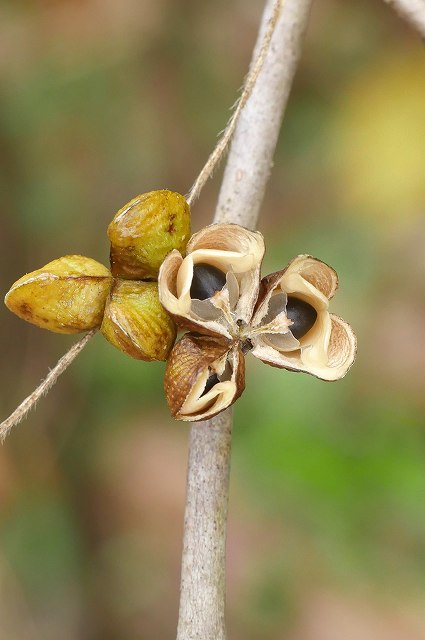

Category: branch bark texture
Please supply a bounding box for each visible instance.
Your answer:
[176,1,313,639]
[215,0,312,230]
[383,0,425,37]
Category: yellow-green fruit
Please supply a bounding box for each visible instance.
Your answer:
[108,190,191,280]
[5,255,112,333]
[101,280,176,361]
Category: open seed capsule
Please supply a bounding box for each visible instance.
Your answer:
[164,333,245,421]
[158,223,265,339]
[250,255,356,381]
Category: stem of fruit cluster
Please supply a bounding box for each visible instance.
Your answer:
[0,329,96,442]
[383,0,425,37]
[176,1,313,639]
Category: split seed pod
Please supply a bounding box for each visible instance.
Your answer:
[158,223,265,339]
[5,255,112,334]
[108,190,191,280]
[250,255,356,380]
[160,224,356,421]
[101,280,176,361]
[164,334,245,421]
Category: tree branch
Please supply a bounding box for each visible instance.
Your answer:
[176,1,313,638]
[383,0,425,38]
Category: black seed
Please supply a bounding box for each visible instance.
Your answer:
[286,296,317,339]
[190,263,227,300]
[201,373,220,397]
[242,339,253,354]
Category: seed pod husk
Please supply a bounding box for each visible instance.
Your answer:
[5,255,112,334]
[164,333,245,421]
[101,280,176,361]
[252,313,356,381]
[108,190,191,280]
[158,223,265,339]
[250,255,355,380]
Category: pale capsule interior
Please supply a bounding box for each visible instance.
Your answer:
[252,273,330,370]
[178,348,238,418]
[250,255,356,379]
[178,250,255,325]
[158,224,265,339]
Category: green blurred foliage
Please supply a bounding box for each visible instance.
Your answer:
[0,1,424,639]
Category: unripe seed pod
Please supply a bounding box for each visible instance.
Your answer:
[101,280,176,361]
[190,263,227,300]
[5,255,112,334]
[108,190,191,280]
[286,296,317,339]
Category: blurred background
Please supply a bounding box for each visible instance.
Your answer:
[1,0,425,638]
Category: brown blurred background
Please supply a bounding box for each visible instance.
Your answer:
[1,1,425,638]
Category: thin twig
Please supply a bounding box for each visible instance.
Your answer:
[0,330,96,442]
[176,1,314,638]
[186,0,284,208]
[383,0,425,38]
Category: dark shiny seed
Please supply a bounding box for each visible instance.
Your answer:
[190,263,227,300]
[201,373,220,397]
[241,339,253,354]
[286,296,317,339]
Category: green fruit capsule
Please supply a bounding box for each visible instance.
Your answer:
[5,255,112,334]
[108,190,191,280]
[101,280,176,361]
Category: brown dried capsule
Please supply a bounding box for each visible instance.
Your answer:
[158,223,265,339]
[108,190,191,280]
[250,255,356,381]
[164,333,245,421]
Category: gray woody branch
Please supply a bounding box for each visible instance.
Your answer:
[383,0,425,37]
[176,1,313,639]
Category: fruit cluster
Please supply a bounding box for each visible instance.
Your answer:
[5,190,190,362]
[5,190,356,421]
